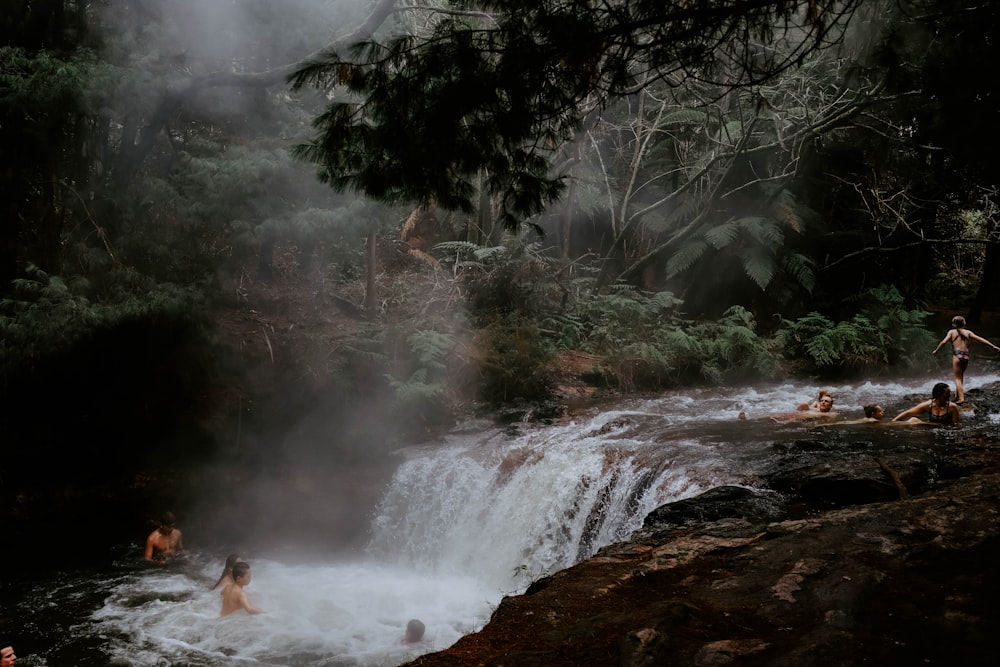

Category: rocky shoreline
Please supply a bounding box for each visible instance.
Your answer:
[402,386,1000,666]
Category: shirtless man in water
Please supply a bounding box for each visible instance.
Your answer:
[770,393,837,422]
[220,562,264,616]
[144,512,184,563]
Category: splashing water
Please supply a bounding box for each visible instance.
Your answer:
[6,371,999,666]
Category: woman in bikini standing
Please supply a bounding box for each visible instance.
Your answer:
[933,315,1000,403]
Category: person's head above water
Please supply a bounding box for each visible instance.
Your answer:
[931,382,951,402]
[405,619,425,642]
[214,553,244,589]
[817,395,834,412]
[863,404,883,419]
[952,315,966,328]
[231,561,251,582]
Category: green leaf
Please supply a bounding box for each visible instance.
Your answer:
[665,241,708,278]
[704,220,739,249]
[739,246,775,290]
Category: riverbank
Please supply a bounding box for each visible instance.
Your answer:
[403,384,1000,666]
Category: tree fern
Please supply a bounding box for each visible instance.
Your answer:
[704,219,740,249]
[739,245,776,290]
[781,252,816,292]
[737,216,784,247]
[665,240,709,278]
[407,330,456,372]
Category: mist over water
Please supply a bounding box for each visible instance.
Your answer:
[88,554,490,666]
[7,370,1000,666]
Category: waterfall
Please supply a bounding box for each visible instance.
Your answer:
[367,410,739,592]
[17,372,998,666]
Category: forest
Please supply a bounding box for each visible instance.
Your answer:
[2,0,999,553]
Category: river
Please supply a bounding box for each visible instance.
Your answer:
[3,370,999,666]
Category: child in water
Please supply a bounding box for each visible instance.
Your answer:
[933,315,1000,403]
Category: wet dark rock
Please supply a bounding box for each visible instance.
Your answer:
[639,485,787,540]
[403,385,1000,667]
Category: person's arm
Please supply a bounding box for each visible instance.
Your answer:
[967,331,1000,352]
[949,403,962,424]
[175,530,184,554]
[892,401,929,422]
[144,533,156,562]
[932,331,954,354]
[239,590,264,615]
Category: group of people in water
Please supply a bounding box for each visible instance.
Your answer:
[749,315,999,426]
[142,513,426,642]
[6,314,981,664]
[143,513,263,616]
[771,381,961,426]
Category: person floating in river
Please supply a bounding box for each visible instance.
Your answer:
[796,388,832,412]
[891,382,961,425]
[220,562,264,616]
[144,512,184,564]
[770,393,837,422]
[816,403,885,426]
[213,553,244,590]
[863,404,884,420]
[933,315,1000,404]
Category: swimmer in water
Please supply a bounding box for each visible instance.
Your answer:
[144,512,184,564]
[891,382,961,425]
[796,388,832,412]
[402,618,426,644]
[220,562,264,616]
[770,393,837,422]
[213,553,244,590]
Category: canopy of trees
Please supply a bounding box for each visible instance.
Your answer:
[1,0,998,449]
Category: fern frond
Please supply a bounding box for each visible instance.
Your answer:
[736,216,783,247]
[704,219,740,249]
[739,246,775,290]
[408,330,456,371]
[770,189,805,234]
[662,193,705,229]
[716,120,745,144]
[665,240,708,278]
[661,108,710,125]
[782,253,816,292]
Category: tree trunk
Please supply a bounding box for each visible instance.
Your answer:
[257,231,275,284]
[969,234,1000,325]
[561,180,575,260]
[364,227,378,315]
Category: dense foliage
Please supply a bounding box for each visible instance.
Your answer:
[1,0,997,466]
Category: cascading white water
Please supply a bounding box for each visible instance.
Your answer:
[10,371,998,666]
[366,414,737,591]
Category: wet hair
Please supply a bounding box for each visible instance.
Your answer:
[405,618,425,641]
[160,512,176,526]
[232,561,251,580]
[863,404,881,418]
[931,382,950,400]
[213,553,243,589]
[952,315,966,328]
